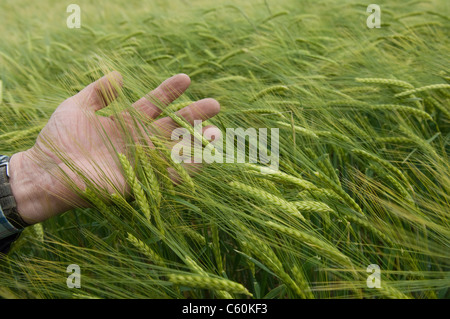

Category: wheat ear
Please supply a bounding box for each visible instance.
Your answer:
[320,154,341,187]
[245,163,317,190]
[165,101,194,113]
[237,226,308,298]
[395,83,450,97]
[118,153,152,221]
[355,77,414,89]
[184,256,232,299]
[126,233,166,267]
[291,265,314,299]
[340,212,395,246]
[369,164,413,204]
[229,181,306,222]
[168,274,252,296]
[426,97,450,119]
[251,85,289,101]
[229,108,285,117]
[211,224,224,274]
[292,201,334,214]
[136,145,161,208]
[33,223,44,242]
[180,227,207,246]
[369,104,432,121]
[338,118,372,141]
[265,221,352,268]
[276,121,319,139]
[314,171,364,216]
[135,146,165,235]
[351,149,409,185]
[150,136,195,192]
[375,137,414,144]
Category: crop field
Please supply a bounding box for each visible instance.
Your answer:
[0,0,449,299]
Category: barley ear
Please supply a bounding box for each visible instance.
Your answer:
[229,181,306,222]
[118,153,152,221]
[126,233,166,267]
[167,274,252,297]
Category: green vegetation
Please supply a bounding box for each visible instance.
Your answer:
[0,0,449,299]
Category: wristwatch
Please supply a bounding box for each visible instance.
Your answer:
[0,155,30,229]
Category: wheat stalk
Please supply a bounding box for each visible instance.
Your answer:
[276,121,319,139]
[217,48,247,64]
[136,145,161,208]
[167,274,252,296]
[320,154,341,187]
[126,233,166,267]
[314,171,364,216]
[118,153,152,221]
[355,77,414,89]
[292,201,334,214]
[150,136,195,192]
[375,137,415,144]
[237,228,306,298]
[325,99,370,107]
[341,212,395,246]
[148,148,176,196]
[369,164,413,204]
[314,130,352,143]
[211,224,224,274]
[369,104,432,121]
[33,223,44,242]
[184,256,232,299]
[229,108,285,117]
[164,101,194,113]
[135,145,165,235]
[291,265,314,299]
[298,188,343,202]
[251,85,289,101]
[265,221,352,268]
[229,181,306,222]
[381,284,411,299]
[395,83,450,97]
[84,187,109,212]
[239,241,255,277]
[245,164,317,190]
[351,149,409,186]
[338,118,372,141]
[110,193,138,216]
[179,227,207,246]
[426,97,450,119]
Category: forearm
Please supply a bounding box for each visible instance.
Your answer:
[0,151,77,256]
[9,151,74,225]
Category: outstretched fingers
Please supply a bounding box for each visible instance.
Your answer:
[151,98,221,137]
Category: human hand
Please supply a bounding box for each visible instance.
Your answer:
[8,72,220,225]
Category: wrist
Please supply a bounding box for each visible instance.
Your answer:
[9,151,74,224]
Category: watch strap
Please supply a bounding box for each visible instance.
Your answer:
[0,160,30,229]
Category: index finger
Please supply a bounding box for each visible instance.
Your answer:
[131,73,191,119]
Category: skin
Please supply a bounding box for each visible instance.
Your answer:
[8,72,221,225]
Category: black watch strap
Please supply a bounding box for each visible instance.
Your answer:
[0,158,30,229]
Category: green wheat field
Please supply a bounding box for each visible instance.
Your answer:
[0,0,449,299]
